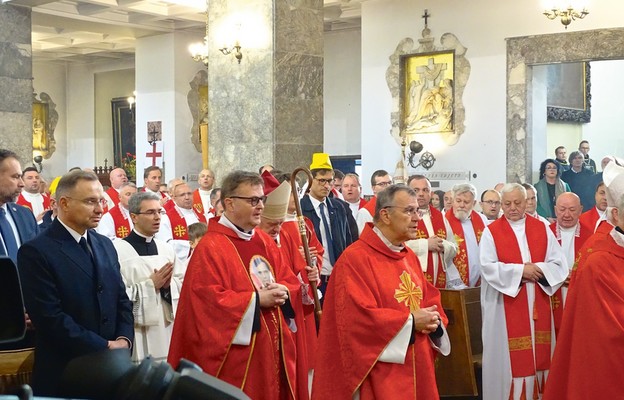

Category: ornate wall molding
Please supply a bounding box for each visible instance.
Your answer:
[386,29,470,146]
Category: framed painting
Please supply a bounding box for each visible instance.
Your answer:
[546,62,591,123]
[111,97,136,168]
[400,50,455,135]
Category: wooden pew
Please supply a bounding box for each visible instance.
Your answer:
[435,287,482,398]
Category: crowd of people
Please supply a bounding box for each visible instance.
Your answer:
[1,142,622,400]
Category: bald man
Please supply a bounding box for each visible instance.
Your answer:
[193,169,215,219]
[548,192,592,337]
[103,168,129,210]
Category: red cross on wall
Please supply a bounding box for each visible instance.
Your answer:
[146,142,162,166]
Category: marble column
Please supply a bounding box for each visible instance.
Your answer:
[207,0,323,175]
[0,4,32,164]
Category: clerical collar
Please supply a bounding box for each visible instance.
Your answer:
[132,229,154,243]
[219,213,254,241]
[372,226,404,252]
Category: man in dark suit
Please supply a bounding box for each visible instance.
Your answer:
[301,153,357,294]
[0,149,39,352]
[18,170,134,396]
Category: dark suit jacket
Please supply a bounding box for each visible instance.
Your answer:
[5,202,38,247]
[18,219,134,396]
[0,203,38,350]
[301,195,356,267]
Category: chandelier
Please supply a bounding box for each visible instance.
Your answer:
[189,0,209,66]
[543,5,589,29]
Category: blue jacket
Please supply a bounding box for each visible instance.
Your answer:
[301,195,357,266]
[18,219,134,396]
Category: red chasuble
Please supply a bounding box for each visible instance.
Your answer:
[488,217,552,382]
[445,210,485,286]
[109,206,131,239]
[280,218,323,371]
[416,205,448,288]
[569,220,613,287]
[165,206,207,240]
[543,232,624,400]
[192,189,204,215]
[312,224,447,400]
[16,193,51,212]
[167,219,297,400]
[547,222,592,337]
[578,206,600,232]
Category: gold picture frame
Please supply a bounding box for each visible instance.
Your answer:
[401,50,455,135]
[32,102,49,152]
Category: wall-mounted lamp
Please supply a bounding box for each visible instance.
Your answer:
[33,154,43,173]
[405,140,436,170]
[127,91,136,123]
[219,41,243,64]
[543,5,588,29]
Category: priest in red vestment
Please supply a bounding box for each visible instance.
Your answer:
[445,183,487,287]
[102,167,128,211]
[167,171,297,400]
[578,181,608,232]
[479,183,567,400]
[355,169,392,233]
[544,196,624,400]
[312,184,450,400]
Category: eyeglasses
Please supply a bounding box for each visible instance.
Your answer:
[230,195,267,207]
[314,178,333,185]
[374,181,393,187]
[134,209,166,217]
[383,206,419,216]
[66,196,108,208]
[482,200,501,206]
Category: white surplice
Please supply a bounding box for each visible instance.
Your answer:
[114,238,186,363]
[479,217,567,400]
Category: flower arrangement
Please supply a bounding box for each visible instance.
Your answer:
[122,152,136,181]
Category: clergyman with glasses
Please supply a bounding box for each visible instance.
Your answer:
[114,191,184,364]
[312,184,450,399]
[168,170,298,400]
[18,169,134,396]
[480,189,502,222]
[300,153,357,295]
[355,169,394,234]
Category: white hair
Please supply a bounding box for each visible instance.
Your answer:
[452,183,477,200]
[501,183,527,199]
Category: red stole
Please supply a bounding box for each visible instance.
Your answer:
[416,205,447,288]
[166,206,207,240]
[106,187,120,206]
[192,189,204,215]
[16,193,51,211]
[445,210,485,286]
[363,196,377,216]
[488,217,552,379]
[109,206,131,239]
[358,198,367,209]
[548,222,592,337]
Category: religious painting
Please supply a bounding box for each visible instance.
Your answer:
[546,62,591,123]
[187,70,208,153]
[112,97,136,168]
[32,102,48,152]
[249,255,275,290]
[400,50,455,135]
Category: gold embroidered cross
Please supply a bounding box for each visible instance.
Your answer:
[394,271,423,312]
[116,226,129,238]
[551,295,561,310]
[173,225,187,238]
[454,233,465,247]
